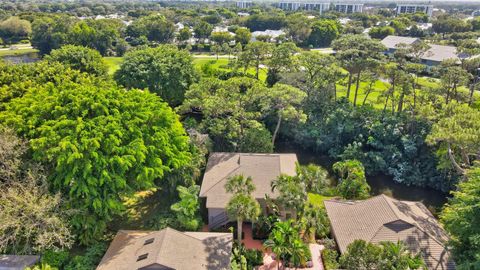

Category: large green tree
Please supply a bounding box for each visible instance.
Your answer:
[126,14,175,43]
[114,45,197,106]
[307,19,340,48]
[45,45,108,77]
[179,77,272,152]
[0,80,191,244]
[426,103,480,176]
[332,34,385,106]
[170,185,201,231]
[441,167,480,268]
[0,16,31,44]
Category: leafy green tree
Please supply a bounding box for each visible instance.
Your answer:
[339,240,382,269]
[426,103,480,176]
[68,19,122,56]
[266,83,306,145]
[127,14,175,43]
[369,26,395,39]
[266,42,299,86]
[193,20,213,40]
[45,45,108,77]
[332,34,385,105]
[0,16,31,44]
[333,159,370,199]
[285,13,312,45]
[210,31,232,44]
[0,81,191,244]
[114,45,197,106]
[433,16,471,37]
[211,43,221,60]
[271,175,307,219]
[437,61,470,104]
[307,19,340,47]
[170,185,201,230]
[244,13,286,31]
[225,175,260,243]
[179,77,272,152]
[234,27,251,45]
[238,41,272,79]
[31,15,77,55]
[297,51,344,106]
[441,167,480,267]
[177,27,192,44]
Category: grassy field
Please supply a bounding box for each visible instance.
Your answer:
[0,48,38,57]
[104,55,268,81]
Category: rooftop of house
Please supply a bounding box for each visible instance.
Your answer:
[199,152,297,209]
[381,35,421,49]
[96,228,233,270]
[422,44,458,62]
[324,194,455,270]
[0,255,40,270]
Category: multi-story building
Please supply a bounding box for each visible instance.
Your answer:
[333,3,364,14]
[276,1,330,13]
[236,1,253,9]
[276,2,363,14]
[396,4,434,17]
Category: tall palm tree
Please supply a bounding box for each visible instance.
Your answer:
[264,221,294,270]
[225,175,260,243]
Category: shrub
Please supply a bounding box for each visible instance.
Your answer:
[64,242,107,270]
[322,248,340,270]
[41,250,70,269]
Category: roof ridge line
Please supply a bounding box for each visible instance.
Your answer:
[200,154,241,196]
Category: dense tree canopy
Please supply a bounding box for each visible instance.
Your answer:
[307,19,340,48]
[0,79,192,244]
[114,45,197,106]
[45,45,108,77]
[0,16,31,44]
[126,14,175,43]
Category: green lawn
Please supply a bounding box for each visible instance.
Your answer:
[307,193,335,208]
[0,48,38,57]
[104,56,123,75]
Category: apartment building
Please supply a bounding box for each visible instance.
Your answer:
[396,4,434,17]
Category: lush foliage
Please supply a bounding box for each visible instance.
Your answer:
[45,45,108,77]
[115,45,197,106]
[441,167,480,268]
[0,79,191,244]
[170,185,201,230]
[333,159,370,200]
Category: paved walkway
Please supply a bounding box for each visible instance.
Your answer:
[242,223,264,250]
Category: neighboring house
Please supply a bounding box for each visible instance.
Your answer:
[0,255,40,270]
[420,44,459,67]
[97,227,233,270]
[324,194,456,270]
[199,152,298,228]
[381,35,462,68]
[381,35,421,54]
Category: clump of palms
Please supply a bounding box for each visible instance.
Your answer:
[225,175,261,243]
[264,220,311,270]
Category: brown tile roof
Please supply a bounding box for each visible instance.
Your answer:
[96,228,233,270]
[199,152,298,209]
[324,194,455,270]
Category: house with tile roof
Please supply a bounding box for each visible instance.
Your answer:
[199,152,298,228]
[324,194,455,270]
[96,227,233,270]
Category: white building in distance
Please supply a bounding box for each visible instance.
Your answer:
[396,4,434,17]
[333,3,364,14]
[236,1,253,9]
[275,2,363,14]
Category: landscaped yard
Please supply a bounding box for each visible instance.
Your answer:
[307,193,335,208]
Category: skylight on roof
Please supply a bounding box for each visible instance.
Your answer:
[137,253,148,261]
[144,238,154,245]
